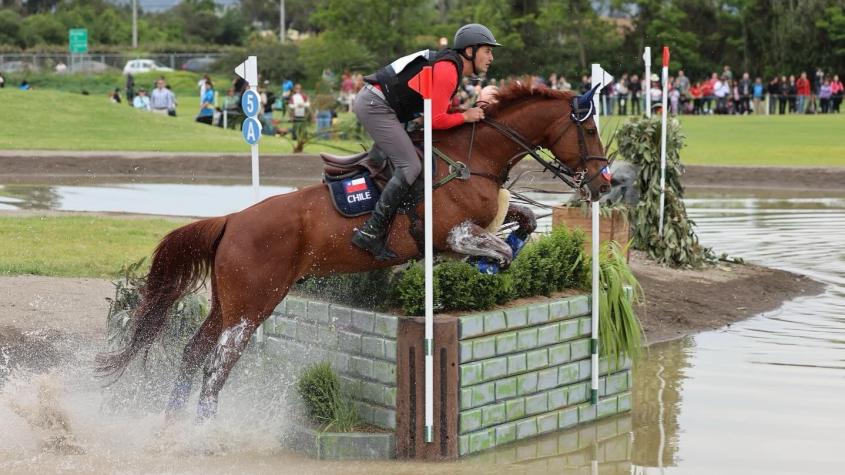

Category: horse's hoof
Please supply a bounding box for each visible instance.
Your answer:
[196,397,218,421]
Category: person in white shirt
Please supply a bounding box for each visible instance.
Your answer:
[150,79,176,115]
[714,77,730,114]
[289,83,310,140]
[198,74,210,105]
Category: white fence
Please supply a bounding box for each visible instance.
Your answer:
[0,53,226,73]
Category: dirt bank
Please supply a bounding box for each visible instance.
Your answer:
[1,151,844,191]
[628,251,824,344]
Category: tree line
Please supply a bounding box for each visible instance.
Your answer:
[2,0,844,82]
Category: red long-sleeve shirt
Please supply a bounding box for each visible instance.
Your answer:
[796,77,811,96]
[429,60,466,129]
[372,60,465,129]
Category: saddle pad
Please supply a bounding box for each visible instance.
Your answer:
[327,172,381,217]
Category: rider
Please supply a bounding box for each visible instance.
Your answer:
[351,23,501,260]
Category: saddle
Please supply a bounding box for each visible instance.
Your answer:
[320,130,424,189]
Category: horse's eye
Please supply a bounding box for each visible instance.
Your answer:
[586,128,597,135]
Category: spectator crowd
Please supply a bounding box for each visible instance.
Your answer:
[101,62,841,144]
[514,66,843,116]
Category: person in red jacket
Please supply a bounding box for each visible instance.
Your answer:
[795,72,811,114]
[350,24,500,260]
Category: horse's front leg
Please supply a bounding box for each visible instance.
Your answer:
[502,203,536,257]
[447,221,513,269]
[504,203,537,239]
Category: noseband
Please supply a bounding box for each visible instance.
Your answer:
[482,98,609,198]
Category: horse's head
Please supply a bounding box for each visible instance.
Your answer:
[541,84,611,201]
[484,83,611,201]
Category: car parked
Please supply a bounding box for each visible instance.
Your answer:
[0,61,40,73]
[67,60,112,74]
[181,57,218,73]
[122,59,174,75]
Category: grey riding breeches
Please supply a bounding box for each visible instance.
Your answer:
[353,86,420,186]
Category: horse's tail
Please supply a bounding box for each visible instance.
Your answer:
[96,216,228,380]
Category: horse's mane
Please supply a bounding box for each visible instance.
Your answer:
[484,83,575,117]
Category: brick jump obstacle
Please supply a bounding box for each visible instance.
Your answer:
[261,291,632,460]
[238,59,635,460]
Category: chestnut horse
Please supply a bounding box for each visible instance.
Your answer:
[96,83,610,419]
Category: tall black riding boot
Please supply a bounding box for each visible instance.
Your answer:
[351,174,411,260]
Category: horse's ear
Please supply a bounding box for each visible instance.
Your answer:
[571,83,601,123]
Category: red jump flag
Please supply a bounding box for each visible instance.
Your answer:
[408,65,434,99]
[662,46,670,68]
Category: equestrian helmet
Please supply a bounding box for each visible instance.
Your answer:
[453,24,501,50]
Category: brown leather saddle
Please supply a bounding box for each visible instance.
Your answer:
[320,131,425,189]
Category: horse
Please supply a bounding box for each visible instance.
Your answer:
[96,83,610,419]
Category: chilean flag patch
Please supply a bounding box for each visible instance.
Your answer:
[601,166,612,181]
[344,177,368,193]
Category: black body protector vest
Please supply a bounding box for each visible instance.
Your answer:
[364,49,464,123]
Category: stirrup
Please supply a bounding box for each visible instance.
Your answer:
[352,229,398,261]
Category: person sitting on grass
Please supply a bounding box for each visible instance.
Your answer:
[133,88,151,111]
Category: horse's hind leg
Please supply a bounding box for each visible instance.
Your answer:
[195,282,291,420]
[165,302,223,418]
[196,317,258,419]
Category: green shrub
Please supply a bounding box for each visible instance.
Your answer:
[393,227,586,315]
[617,116,715,268]
[508,226,585,298]
[296,362,360,432]
[106,257,207,352]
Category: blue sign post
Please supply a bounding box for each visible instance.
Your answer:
[242,117,262,145]
[234,56,261,204]
[241,90,261,118]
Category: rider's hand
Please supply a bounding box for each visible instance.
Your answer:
[462,107,485,123]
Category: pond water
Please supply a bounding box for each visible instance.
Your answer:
[1,183,843,474]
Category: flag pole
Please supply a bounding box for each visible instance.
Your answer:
[421,65,435,443]
[644,47,652,117]
[658,47,670,237]
[589,64,607,406]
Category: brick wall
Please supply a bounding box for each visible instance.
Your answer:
[455,294,632,456]
[262,290,633,457]
[262,296,400,430]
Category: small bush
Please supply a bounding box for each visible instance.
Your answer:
[106,258,207,351]
[296,362,360,432]
[394,227,586,315]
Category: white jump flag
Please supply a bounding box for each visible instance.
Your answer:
[418,65,435,444]
[590,64,613,406]
[658,46,670,237]
[644,46,652,117]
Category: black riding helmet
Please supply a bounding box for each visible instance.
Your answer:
[453,23,501,75]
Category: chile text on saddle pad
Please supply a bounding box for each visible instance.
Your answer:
[327,173,381,217]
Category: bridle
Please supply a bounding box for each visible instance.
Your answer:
[480,95,610,200]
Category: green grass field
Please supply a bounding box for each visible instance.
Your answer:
[1,87,843,166]
[600,113,845,167]
[0,215,188,278]
[0,88,363,154]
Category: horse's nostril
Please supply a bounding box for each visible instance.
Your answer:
[600,185,610,194]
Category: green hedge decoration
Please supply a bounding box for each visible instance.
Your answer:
[296,226,587,315]
[616,116,715,268]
